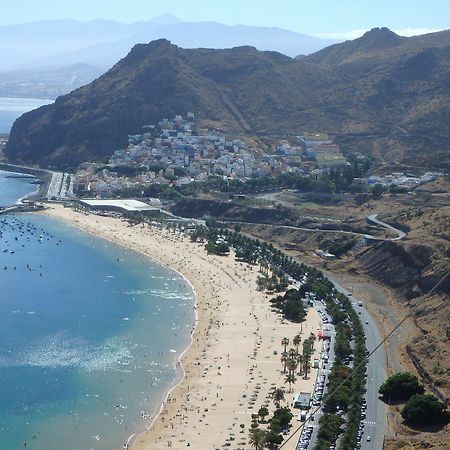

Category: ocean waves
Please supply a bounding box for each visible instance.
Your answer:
[1,332,135,372]
[123,288,193,301]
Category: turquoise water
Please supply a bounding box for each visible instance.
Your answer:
[0,170,39,207]
[0,97,53,134]
[0,179,196,450]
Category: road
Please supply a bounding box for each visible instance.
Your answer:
[366,214,406,241]
[222,213,406,243]
[329,278,387,450]
[359,305,387,450]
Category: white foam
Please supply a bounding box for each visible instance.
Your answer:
[9,332,134,372]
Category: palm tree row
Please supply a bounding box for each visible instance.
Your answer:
[279,330,317,395]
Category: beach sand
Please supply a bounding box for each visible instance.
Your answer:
[43,204,323,450]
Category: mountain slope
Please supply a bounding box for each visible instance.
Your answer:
[6,30,450,169]
[306,27,450,67]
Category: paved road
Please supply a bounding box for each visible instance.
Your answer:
[366,214,406,241]
[329,278,387,450]
[359,305,387,450]
[222,213,406,243]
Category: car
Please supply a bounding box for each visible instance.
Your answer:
[365,320,369,324]
[366,436,371,442]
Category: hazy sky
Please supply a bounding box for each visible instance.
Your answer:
[2,0,449,38]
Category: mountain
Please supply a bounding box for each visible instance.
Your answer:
[6,29,450,169]
[0,18,336,71]
[0,17,336,100]
[306,27,450,66]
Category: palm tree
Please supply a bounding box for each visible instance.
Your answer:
[248,427,267,450]
[284,372,296,393]
[303,357,312,380]
[296,354,304,377]
[287,357,298,379]
[272,387,285,408]
[281,354,288,374]
[281,337,290,353]
[293,333,302,353]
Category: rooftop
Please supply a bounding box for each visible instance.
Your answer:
[79,199,159,212]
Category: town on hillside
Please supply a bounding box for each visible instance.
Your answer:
[72,114,440,198]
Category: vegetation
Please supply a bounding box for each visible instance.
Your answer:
[270,289,307,322]
[248,427,267,450]
[401,394,449,426]
[204,240,230,255]
[248,406,292,449]
[271,388,285,409]
[258,406,270,423]
[315,414,345,449]
[379,372,425,402]
[105,166,373,201]
[268,407,293,434]
[319,235,358,257]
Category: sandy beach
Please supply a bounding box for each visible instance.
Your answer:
[43,204,323,450]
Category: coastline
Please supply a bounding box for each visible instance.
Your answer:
[42,204,323,450]
[0,164,52,203]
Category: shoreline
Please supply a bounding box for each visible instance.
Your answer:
[41,204,323,450]
[38,205,201,448]
[0,165,52,204]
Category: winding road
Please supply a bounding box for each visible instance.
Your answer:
[223,212,406,243]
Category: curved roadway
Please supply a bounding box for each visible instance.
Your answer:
[222,212,406,243]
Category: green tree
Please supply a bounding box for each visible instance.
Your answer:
[265,430,283,447]
[248,427,267,450]
[316,413,345,443]
[258,406,270,423]
[293,333,302,353]
[401,394,449,426]
[284,372,296,393]
[280,354,288,374]
[379,372,424,402]
[272,388,285,408]
[281,337,290,353]
[271,407,293,430]
[372,183,384,198]
[205,240,230,255]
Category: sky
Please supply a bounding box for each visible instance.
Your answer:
[1,0,449,38]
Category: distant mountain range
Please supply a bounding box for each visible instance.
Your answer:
[0,16,337,100]
[0,16,336,71]
[6,28,450,170]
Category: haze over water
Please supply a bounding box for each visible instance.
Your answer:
[0,98,53,134]
[0,177,196,450]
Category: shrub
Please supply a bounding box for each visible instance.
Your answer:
[401,394,449,426]
[379,372,424,402]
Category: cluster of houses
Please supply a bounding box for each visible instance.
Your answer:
[277,132,347,170]
[74,115,351,196]
[365,172,442,189]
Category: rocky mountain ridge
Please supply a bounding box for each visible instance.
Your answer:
[5,28,450,169]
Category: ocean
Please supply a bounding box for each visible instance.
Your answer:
[0,170,40,207]
[0,98,53,134]
[0,177,196,449]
